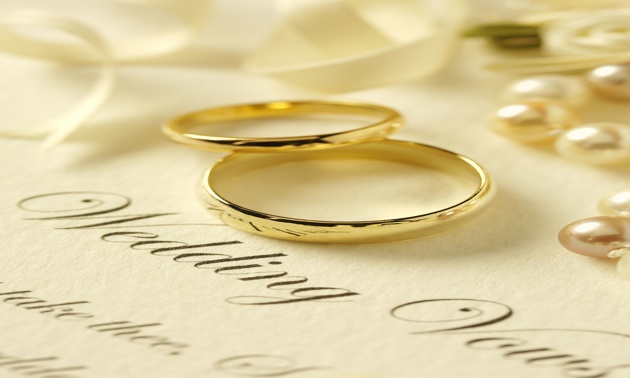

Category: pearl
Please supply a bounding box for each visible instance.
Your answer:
[490,101,579,143]
[555,123,630,164]
[501,75,590,106]
[617,252,630,281]
[598,187,630,217]
[587,64,630,101]
[558,216,630,258]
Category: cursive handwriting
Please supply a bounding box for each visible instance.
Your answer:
[18,192,359,306]
[391,299,630,378]
[215,355,328,377]
[0,281,188,356]
[0,350,88,378]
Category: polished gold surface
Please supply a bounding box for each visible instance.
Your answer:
[162,100,402,152]
[199,140,496,243]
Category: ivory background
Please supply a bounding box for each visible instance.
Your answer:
[1,1,630,377]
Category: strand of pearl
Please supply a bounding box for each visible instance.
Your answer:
[490,67,630,280]
[489,64,630,164]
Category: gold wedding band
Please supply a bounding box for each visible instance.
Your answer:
[162,100,402,152]
[199,140,495,243]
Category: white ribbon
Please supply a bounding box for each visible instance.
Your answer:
[1,0,465,144]
[487,7,630,74]
[244,0,468,92]
[0,0,210,146]
[0,12,114,148]
[544,9,630,56]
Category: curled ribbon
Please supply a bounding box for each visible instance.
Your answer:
[1,0,465,145]
[0,0,211,147]
[544,8,630,56]
[0,12,114,148]
[487,7,630,74]
[244,0,468,92]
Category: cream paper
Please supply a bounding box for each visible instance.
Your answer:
[2,1,630,377]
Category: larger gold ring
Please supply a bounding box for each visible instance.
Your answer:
[199,140,495,243]
[162,100,402,152]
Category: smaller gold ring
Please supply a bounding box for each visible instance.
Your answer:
[199,140,496,244]
[162,100,402,152]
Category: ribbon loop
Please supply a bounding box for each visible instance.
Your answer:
[0,0,211,146]
[245,0,468,92]
[278,0,392,56]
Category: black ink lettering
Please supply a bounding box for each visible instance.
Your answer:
[392,299,630,378]
[87,321,188,355]
[24,302,90,314]
[227,287,359,305]
[173,252,231,263]
[27,366,87,374]
[101,232,159,243]
[193,253,287,268]
[55,312,94,321]
[1,294,91,318]
[0,351,88,378]
[215,265,263,273]
[0,291,32,296]
[504,348,553,357]
[131,240,194,255]
[89,322,161,335]
[0,358,58,367]
[566,365,630,378]
[215,355,328,377]
[18,192,359,307]
[391,299,513,333]
[18,192,176,230]
[266,277,309,288]
[466,337,526,349]
[62,213,176,230]
[19,192,131,219]
[237,271,290,281]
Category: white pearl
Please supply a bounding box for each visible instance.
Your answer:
[501,75,591,106]
[490,101,579,143]
[617,251,630,281]
[598,188,630,217]
[555,123,630,164]
[587,64,630,101]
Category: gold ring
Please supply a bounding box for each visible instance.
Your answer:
[162,100,402,152]
[199,139,496,243]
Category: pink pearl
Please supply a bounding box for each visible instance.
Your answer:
[558,216,630,258]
